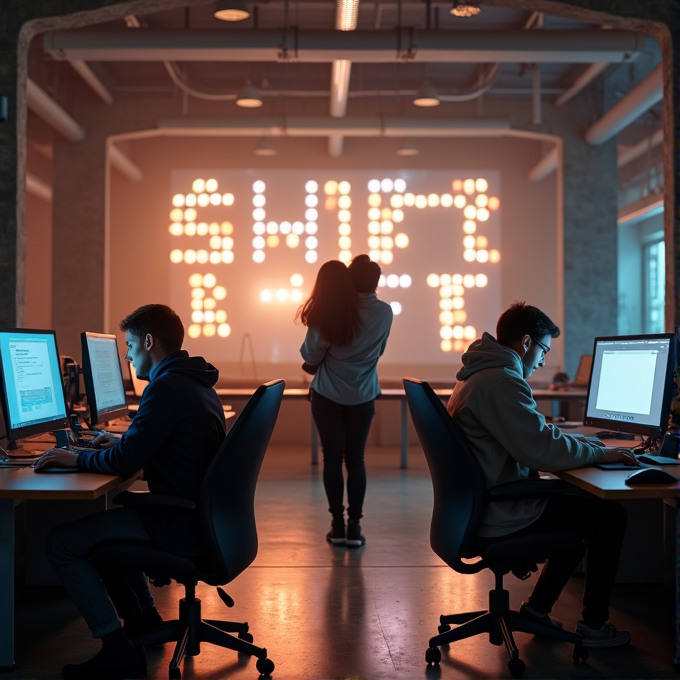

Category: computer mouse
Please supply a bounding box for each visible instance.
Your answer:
[625,468,678,486]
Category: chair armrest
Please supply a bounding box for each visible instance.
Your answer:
[113,490,197,510]
[487,479,566,501]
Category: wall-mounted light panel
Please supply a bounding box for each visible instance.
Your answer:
[170,170,501,364]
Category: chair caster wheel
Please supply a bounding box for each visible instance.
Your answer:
[169,667,181,680]
[256,657,275,676]
[425,647,441,665]
[573,645,589,663]
[239,631,254,643]
[438,624,451,634]
[508,658,525,678]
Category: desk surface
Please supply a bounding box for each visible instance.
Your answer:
[0,467,137,501]
[557,466,680,499]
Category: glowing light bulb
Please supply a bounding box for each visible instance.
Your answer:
[205,178,218,193]
[260,290,273,302]
[218,323,231,338]
[381,236,394,249]
[380,221,393,234]
[390,195,403,208]
[404,193,415,207]
[440,194,454,207]
[280,221,292,234]
[440,274,452,285]
[464,249,476,262]
[292,221,305,234]
[338,210,351,223]
[210,193,221,206]
[266,221,278,234]
[475,274,488,288]
[222,193,234,206]
[185,194,197,207]
[339,224,351,236]
[221,251,234,263]
[184,208,197,221]
[338,195,352,209]
[214,286,227,299]
[253,194,266,207]
[368,236,381,249]
[203,324,216,338]
[387,274,399,288]
[368,221,380,235]
[415,195,427,209]
[399,274,412,288]
[305,195,319,208]
[286,233,300,248]
[184,223,197,236]
[339,250,352,263]
[305,236,319,249]
[203,273,216,288]
[368,179,381,193]
[463,205,477,220]
[290,273,304,287]
[394,233,409,248]
[197,193,209,207]
[426,274,440,287]
[253,208,266,221]
[276,289,289,302]
[216,310,227,323]
[267,235,280,248]
[463,235,476,249]
[170,249,183,263]
[463,179,475,195]
[489,249,501,263]
[253,250,265,263]
[381,178,394,192]
[394,179,406,193]
[427,194,440,207]
[253,222,265,235]
[305,180,318,193]
[253,180,265,193]
[453,195,466,209]
[475,194,488,208]
[305,250,318,263]
[463,221,477,234]
[440,326,453,340]
[488,196,500,210]
[252,236,265,249]
[453,325,464,340]
[441,340,453,352]
[169,223,183,236]
[305,208,319,221]
[338,181,351,194]
[339,236,352,250]
[325,180,338,195]
[172,194,185,207]
[390,301,402,315]
[463,275,475,288]
[368,208,381,221]
[221,222,233,235]
[184,250,197,264]
[475,178,488,193]
[188,324,201,339]
[192,179,205,193]
[369,250,381,262]
[476,249,489,262]
[477,208,490,222]
[440,311,454,325]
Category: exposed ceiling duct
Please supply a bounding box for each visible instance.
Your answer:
[555,62,607,107]
[69,59,114,105]
[585,63,662,145]
[109,145,144,181]
[26,173,53,201]
[617,127,663,167]
[26,78,85,142]
[44,29,646,64]
[156,116,510,137]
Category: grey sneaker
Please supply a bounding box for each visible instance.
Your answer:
[346,520,366,548]
[518,602,563,629]
[576,620,631,648]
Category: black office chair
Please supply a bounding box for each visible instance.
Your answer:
[403,378,588,678]
[90,379,285,679]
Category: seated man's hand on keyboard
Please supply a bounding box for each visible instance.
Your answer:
[603,447,638,466]
[33,448,79,471]
[91,432,120,449]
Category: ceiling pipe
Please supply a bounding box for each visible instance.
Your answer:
[157,116,510,137]
[26,78,85,142]
[26,172,53,201]
[44,29,646,64]
[329,0,356,157]
[70,59,114,105]
[528,146,558,182]
[555,62,607,107]
[585,63,662,145]
[618,195,663,225]
[530,125,664,181]
[109,144,144,181]
[617,127,663,167]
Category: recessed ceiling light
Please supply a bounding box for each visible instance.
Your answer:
[450,1,481,17]
[413,82,441,107]
[214,0,250,22]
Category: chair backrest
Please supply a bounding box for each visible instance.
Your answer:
[403,378,487,574]
[199,379,285,583]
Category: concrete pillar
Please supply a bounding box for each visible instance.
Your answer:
[52,133,109,357]
[0,20,27,327]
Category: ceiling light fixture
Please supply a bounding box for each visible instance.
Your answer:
[397,140,419,156]
[214,0,250,21]
[254,138,277,156]
[336,0,360,31]
[235,81,263,108]
[413,82,441,107]
[450,1,481,17]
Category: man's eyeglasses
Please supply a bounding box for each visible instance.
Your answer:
[531,336,550,357]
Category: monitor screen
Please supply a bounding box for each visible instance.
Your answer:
[0,328,70,440]
[81,332,128,425]
[584,333,676,437]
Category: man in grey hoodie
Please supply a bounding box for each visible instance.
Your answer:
[448,302,637,648]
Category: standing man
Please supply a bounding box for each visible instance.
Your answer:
[448,302,637,648]
[38,304,226,679]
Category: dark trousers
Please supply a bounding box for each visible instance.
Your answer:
[498,494,627,628]
[311,390,375,521]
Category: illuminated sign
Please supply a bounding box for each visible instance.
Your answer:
[169,170,501,362]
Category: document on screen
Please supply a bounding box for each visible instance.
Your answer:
[8,340,60,423]
[89,338,126,411]
[595,350,657,416]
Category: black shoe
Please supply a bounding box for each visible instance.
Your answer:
[123,607,164,640]
[346,520,366,548]
[326,518,346,545]
[62,645,147,679]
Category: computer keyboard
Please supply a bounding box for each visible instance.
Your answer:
[637,453,680,466]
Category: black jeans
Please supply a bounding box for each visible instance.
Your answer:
[311,390,375,521]
[489,494,627,628]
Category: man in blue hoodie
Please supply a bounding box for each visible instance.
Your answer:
[448,302,637,649]
[37,304,226,679]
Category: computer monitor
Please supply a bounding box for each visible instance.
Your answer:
[128,361,148,398]
[0,328,70,442]
[584,333,676,438]
[81,332,129,426]
[572,355,593,387]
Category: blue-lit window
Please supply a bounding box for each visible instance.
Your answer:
[644,238,665,333]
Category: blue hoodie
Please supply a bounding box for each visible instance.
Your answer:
[78,350,226,552]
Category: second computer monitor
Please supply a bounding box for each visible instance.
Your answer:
[0,328,70,440]
[584,333,676,437]
[81,332,128,425]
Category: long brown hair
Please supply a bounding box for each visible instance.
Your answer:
[296,260,363,347]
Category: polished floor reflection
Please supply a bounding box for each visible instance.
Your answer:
[6,445,677,679]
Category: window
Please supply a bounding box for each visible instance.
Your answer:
[643,236,665,333]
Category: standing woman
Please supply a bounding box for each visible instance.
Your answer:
[297,256,393,547]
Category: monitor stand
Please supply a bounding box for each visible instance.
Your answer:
[4,439,40,458]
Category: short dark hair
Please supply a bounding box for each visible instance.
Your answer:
[348,254,381,293]
[496,302,560,346]
[120,304,184,353]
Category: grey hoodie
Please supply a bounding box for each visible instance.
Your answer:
[447,332,606,538]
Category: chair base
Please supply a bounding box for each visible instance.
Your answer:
[426,585,587,678]
[130,589,275,679]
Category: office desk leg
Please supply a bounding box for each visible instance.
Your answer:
[311,419,318,466]
[401,399,408,470]
[0,499,15,670]
[676,500,680,666]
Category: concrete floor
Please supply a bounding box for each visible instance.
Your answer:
[4,445,677,679]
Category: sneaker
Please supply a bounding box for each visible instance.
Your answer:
[518,602,563,629]
[326,519,346,545]
[61,645,148,679]
[346,520,366,548]
[576,620,631,648]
